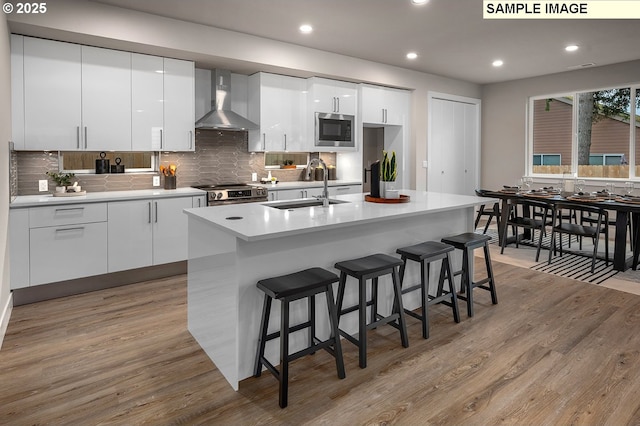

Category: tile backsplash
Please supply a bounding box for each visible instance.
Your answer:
[15,130,335,195]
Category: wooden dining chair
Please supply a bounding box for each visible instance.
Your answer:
[549,202,609,273]
[500,198,553,262]
[474,189,501,234]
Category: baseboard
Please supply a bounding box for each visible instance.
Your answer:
[12,261,186,306]
[0,292,13,349]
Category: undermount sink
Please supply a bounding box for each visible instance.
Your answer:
[263,198,350,210]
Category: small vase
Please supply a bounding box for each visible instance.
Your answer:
[55,186,66,193]
[380,181,395,198]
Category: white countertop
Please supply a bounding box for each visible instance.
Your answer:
[184,190,493,242]
[258,180,361,190]
[10,187,206,208]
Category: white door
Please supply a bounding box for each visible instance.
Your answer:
[427,94,480,195]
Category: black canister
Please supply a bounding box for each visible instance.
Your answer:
[328,166,337,180]
[370,161,381,198]
[95,152,110,174]
[110,157,125,173]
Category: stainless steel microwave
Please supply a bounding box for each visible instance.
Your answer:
[315,112,355,148]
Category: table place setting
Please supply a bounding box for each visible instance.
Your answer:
[500,185,520,194]
[566,192,598,202]
[616,195,640,204]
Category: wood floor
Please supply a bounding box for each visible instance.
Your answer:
[2,259,640,425]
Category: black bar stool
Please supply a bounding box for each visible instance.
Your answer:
[441,232,497,317]
[253,267,346,408]
[396,241,461,339]
[334,253,409,369]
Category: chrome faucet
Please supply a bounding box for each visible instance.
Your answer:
[306,158,329,207]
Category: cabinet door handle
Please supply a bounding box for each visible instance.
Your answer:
[84,127,88,149]
[336,97,340,113]
[148,201,152,223]
[55,226,84,233]
[154,201,158,223]
[55,207,84,213]
[160,129,163,150]
[76,126,80,149]
[189,130,193,150]
[336,187,349,191]
[284,134,287,151]
[262,133,266,151]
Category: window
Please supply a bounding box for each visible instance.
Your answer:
[61,152,157,173]
[588,154,624,166]
[264,152,309,168]
[529,86,639,179]
[533,154,561,166]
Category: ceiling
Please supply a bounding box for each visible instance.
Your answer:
[88,0,640,84]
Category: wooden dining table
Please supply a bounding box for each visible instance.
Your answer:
[481,189,640,272]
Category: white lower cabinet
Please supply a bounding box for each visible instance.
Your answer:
[10,194,203,289]
[329,185,362,196]
[30,223,108,286]
[107,200,153,272]
[27,203,108,286]
[274,188,324,200]
[268,184,362,201]
[108,196,193,272]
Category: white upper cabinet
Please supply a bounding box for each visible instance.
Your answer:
[22,37,82,151]
[81,46,132,151]
[13,36,195,152]
[11,35,25,150]
[131,53,164,151]
[163,58,195,151]
[360,84,410,126]
[308,77,357,116]
[248,73,307,152]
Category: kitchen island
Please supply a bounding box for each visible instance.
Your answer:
[184,190,494,390]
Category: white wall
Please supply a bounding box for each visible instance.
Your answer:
[0,13,13,347]
[482,60,640,190]
[6,0,481,191]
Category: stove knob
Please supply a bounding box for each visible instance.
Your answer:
[210,191,217,200]
[217,192,223,199]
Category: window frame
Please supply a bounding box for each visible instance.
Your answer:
[528,85,639,181]
[59,151,159,174]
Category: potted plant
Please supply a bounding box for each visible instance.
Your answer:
[281,160,296,169]
[380,150,397,198]
[46,171,75,193]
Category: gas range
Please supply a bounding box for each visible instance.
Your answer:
[191,183,268,206]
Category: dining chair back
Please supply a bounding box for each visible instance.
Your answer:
[548,202,609,273]
[474,189,501,234]
[500,198,552,261]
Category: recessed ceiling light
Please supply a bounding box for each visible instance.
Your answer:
[299,24,313,34]
[406,52,418,60]
[492,59,504,67]
[565,44,579,52]
[411,0,429,4]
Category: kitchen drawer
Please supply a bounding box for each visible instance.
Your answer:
[29,222,108,285]
[29,203,107,228]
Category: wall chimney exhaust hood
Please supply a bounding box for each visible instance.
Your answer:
[195,69,258,131]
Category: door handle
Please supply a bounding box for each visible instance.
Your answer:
[84,127,88,149]
[154,201,158,223]
[148,201,152,223]
[76,126,80,149]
